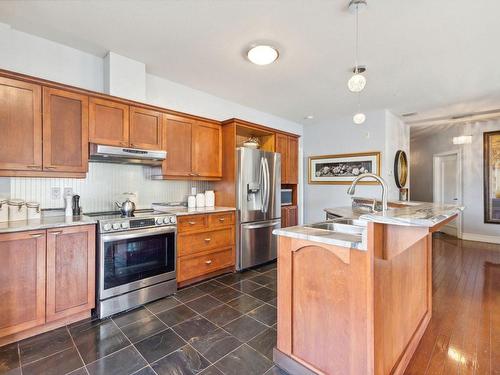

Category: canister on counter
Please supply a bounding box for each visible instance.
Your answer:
[8,199,27,221]
[0,198,7,222]
[26,201,41,220]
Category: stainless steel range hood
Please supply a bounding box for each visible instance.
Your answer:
[89,144,166,166]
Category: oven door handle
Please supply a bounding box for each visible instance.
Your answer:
[101,226,176,242]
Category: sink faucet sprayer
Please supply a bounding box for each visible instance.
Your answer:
[347,173,389,212]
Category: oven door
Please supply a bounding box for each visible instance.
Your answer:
[99,226,176,300]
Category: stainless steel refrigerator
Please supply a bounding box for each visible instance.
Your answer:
[236,147,281,270]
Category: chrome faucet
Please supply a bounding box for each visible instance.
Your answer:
[347,173,389,212]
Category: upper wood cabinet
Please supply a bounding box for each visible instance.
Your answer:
[46,225,95,322]
[89,97,129,147]
[192,120,222,178]
[129,106,162,150]
[0,231,46,338]
[0,77,42,171]
[159,114,222,180]
[276,133,299,184]
[43,87,89,173]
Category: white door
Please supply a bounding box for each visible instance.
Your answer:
[433,152,462,237]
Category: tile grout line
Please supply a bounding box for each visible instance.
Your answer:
[66,325,90,375]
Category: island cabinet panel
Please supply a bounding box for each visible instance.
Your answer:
[0,231,46,338]
[0,77,42,171]
[42,87,89,173]
[162,114,193,177]
[177,212,236,285]
[192,120,222,178]
[46,225,95,322]
[129,106,162,150]
[89,97,129,146]
[277,237,371,375]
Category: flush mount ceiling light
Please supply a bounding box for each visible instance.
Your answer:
[348,0,368,124]
[247,45,279,65]
[304,115,314,120]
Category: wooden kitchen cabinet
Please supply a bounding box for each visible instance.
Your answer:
[177,211,236,285]
[275,133,299,184]
[89,97,129,146]
[156,114,222,180]
[0,77,42,172]
[0,231,46,338]
[43,87,89,173]
[192,120,222,178]
[129,106,162,150]
[281,205,298,228]
[46,225,95,322]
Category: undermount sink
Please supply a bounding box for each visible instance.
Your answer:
[305,218,366,236]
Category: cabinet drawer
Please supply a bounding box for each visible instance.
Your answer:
[178,248,234,282]
[178,227,234,257]
[208,212,235,229]
[177,215,208,233]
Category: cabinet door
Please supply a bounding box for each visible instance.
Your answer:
[43,88,89,173]
[192,120,222,178]
[46,225,95,322]
[162,114,193,177]
[281,207,289,228]
[0,77,42,171]
[0,231,46,337]
[129,106,162,150]
[287,136,299,184]
[275,133,288,183]
[287,206,298,227]
[89,97,129,146]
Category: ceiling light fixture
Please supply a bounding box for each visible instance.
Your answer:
[304,115,314,120]
[348,0,367,124]
[247,45,279,65]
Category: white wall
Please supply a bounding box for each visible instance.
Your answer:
[0,25,304,214]
[410,119,500,239]
[302,110,409,223]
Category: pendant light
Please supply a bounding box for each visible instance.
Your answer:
[348,0,367,124]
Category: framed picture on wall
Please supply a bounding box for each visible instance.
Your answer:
[483,131,500,223]
[308,151,381,185]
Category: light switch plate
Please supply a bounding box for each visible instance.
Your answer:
[51,187,61,200]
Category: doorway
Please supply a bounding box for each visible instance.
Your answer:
[433,150,463,238]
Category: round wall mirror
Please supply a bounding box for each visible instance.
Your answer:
[394,150,408,188]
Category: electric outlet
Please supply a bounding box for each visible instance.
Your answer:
[51,187,61,200]
[191,187,197,195]
[64,187,73,197]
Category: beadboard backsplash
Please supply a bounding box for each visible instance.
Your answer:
[5,163,213,213]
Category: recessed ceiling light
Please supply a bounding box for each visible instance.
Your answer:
[304,115,314,120]
[247,45,279,65]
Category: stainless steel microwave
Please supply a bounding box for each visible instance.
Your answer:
[281,189,293,206]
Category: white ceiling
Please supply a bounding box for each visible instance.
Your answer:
[1,0,499,125]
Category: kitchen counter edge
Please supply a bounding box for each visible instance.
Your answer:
[0,215,97,234]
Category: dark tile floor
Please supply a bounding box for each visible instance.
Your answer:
[0,262,289,375]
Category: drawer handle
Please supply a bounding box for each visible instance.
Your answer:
[30,234,43,238]
[49,231,62,235]
[26,165,41,169]
[205,260,212,265]
[188,221,196,225]
[218,218,225,222]
[45,166,57,170]
[204,238,211,242]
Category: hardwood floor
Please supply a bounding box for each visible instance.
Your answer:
[405,233,500,375]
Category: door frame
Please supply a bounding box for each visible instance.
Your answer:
[433,150,463,238]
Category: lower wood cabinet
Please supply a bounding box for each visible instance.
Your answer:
[177,211,235,285]
[0,225,95,344]
[281,205,298,228]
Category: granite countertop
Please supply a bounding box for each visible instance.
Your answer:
[152,206,236,216]
[273,226,367,250]
[325,201,463,227]
[0,214,97,234]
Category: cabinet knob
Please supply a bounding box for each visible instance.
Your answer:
[205,260,212,265]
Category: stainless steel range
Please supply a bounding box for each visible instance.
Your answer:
[86,209,177,318]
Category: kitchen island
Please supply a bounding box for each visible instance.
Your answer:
[272,202,462,375]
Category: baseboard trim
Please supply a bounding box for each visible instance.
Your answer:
[461,232,500,244]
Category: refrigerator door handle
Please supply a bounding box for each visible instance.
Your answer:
[263,157,270,213]
[260,157,267,213]
[243,221,280,230]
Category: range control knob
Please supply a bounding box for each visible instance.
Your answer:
[156,218,163,225]
[112,223,120,230]
[169,216,177,224]
[103,223,112,231]
[121,222,129,229]
[163,217,170,224]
